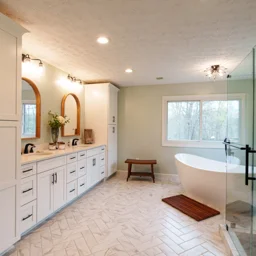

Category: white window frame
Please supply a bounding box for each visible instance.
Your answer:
[22,100,36,138]
[162,94,245,148]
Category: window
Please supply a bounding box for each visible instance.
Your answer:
[22,101,36,138]
[162,94,244,148]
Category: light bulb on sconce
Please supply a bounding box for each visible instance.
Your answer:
[22,53,44,76]
[38,61,44,74]
[67,74,83,85]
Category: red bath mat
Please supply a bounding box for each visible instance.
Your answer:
[162,195,220,221]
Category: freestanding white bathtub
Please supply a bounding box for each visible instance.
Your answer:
[175,153,249,212]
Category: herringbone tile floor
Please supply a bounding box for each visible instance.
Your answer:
[8,173,227,256]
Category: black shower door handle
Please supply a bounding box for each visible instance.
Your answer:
[245,145,256,186]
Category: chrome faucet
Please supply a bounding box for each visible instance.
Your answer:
[72,138,79,146]
[24,143,35,154]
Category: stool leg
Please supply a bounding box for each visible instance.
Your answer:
[151,164,155,183]
[127,163,132,182]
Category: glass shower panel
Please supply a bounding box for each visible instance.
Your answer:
[226,49,255,255]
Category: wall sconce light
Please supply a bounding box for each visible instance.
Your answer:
[22,53,44,75]
[22,54,44,69]
[67,74,83,85]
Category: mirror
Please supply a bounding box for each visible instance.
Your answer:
[61,93,80,136]
[21,78,41,139]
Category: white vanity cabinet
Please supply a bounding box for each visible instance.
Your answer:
[20,163,37,235]
[0,14,27,254]
[19,145,105,241]
[37,165,66,222]
[84,83,119,178]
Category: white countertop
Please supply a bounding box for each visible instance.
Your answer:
[21,144,105,165]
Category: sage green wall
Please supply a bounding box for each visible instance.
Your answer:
[118,80,254,174]
[21,60,84,148]
[118,81,229,174]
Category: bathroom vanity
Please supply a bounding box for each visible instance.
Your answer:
[20,144,105,234]
[0,13,118,255]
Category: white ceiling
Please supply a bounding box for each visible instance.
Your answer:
[1,0,256,86]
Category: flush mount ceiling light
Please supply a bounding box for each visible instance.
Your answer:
[125,68,133,73]
[204,65,227,80]
[97,36,109,44]
[67,74,83,85]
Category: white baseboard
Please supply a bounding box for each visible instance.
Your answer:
[117,170,180,184]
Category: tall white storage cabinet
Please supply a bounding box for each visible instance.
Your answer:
[84,83,119,177]
[0,14,27,254]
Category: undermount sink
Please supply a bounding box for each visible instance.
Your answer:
[26,152,53,156]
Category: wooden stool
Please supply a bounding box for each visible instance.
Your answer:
[125,159,157,183]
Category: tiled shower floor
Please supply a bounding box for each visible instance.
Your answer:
[7,173,227,256]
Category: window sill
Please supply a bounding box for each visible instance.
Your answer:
[162,140,224,149]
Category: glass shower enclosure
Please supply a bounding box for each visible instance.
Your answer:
[225,47,256,255]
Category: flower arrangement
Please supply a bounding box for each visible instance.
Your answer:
[48,111,70,128]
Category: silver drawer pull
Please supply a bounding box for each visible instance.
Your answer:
[80,167,85,170]
[80,154,85,157]
[22,214,33,221]
[23,168,33,173]
[101,148,104,151]
[22,188,33,194]
[101,171,104,174]
[69,189,75,193]
[80,183,85,187]
[101,158,104,160]
[70,157,76,160]
[70,170,76,174]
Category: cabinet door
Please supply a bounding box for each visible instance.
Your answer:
[108,85,118,125]
[0,186,17,253]
[0,29,19,120]
[107,124,117,177]
[93,154,100,185]
[0,122,20,252]
[107,149,117,177]
[108,125,117,152]
[87,155,100,188]
[86,156,94,189]
[37,170,54,222]
[53,166,66,211]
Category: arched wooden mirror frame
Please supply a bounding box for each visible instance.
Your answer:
[61,93,81,137]
[22,77,41,140]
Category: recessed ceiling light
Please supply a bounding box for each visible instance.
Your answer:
[97,37,109,44]
[125,68,133,73]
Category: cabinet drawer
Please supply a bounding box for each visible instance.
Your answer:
[87,147,100,157]
[100,166,105,180]
[78,150,86,160]
[66,153,77,163]
[67,180,77,203]
[77,159,86,177]
[20,200,37,234]
[37,156,66,174]
[78,175,87,195]
[20,175,37,206]
[100,146,105,153]
[100,153,105,166]
[66,162,77,183]
[21,163,36,178]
